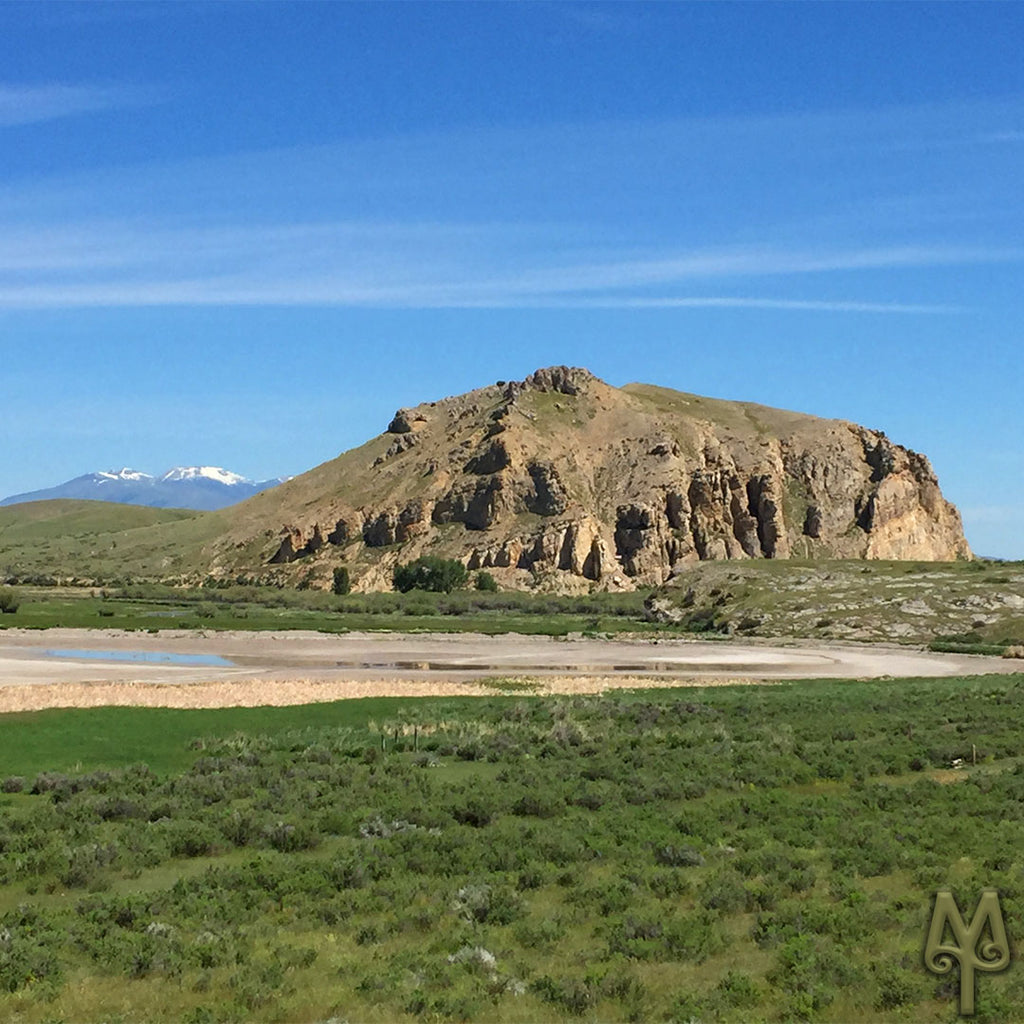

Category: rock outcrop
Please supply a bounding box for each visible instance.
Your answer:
[220,366,970,591]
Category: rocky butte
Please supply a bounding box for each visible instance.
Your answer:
[214,367,970,592]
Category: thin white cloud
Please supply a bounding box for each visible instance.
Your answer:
[0,281,966,316]
[0,221,1009,282]
[471,244,1019,296]
[0,87,1020,312]
[0,216,1005,310]
[0,82,152,127]
[0,220,501,274]
[484,297,962,314]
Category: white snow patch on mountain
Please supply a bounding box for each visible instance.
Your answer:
[159,466,247,485]
[97,469,154,482]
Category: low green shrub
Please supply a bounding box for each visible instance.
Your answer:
[475,571,498,592]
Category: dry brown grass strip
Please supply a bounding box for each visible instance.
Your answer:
[0,673,767,713]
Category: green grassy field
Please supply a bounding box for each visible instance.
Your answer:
[0,492,287,588]
[0,583,680,639]
[2,675,1024,1022]
[0,500,196,538]
[0,499,215,581]
[0,698,431,777]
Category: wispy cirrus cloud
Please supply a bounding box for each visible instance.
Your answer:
[0,220,1009,280]
[464,243,1019,296]
[0,283,966,314]
[0,95,1019,311]
[0,218,997,311]
[0,82,153,127]
[490,297,963,314]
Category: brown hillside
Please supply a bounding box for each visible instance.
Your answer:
[210,367,970,591]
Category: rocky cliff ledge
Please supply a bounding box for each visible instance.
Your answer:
[216,367,970,591]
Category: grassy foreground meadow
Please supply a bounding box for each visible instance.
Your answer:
[2,676,1024,1022]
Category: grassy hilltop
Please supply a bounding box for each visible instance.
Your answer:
[0,500,225,582]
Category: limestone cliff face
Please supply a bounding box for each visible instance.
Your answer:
[214,367,970,591]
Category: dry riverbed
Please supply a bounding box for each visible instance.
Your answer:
[0,628,1016,712]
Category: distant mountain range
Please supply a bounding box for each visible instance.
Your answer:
[0,466,287,511]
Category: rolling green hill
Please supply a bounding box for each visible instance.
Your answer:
[0,500,220,581]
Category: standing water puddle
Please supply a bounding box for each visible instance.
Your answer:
[45,649,235,668]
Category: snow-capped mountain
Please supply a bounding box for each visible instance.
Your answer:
[0,466,288,511]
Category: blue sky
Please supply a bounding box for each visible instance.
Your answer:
[1,1,1022,557]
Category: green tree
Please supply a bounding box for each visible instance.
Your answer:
[332,567,351,595]
[0,587,20,614]
[393,556,468,593]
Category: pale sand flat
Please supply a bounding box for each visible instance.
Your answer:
[0,628,1014,712]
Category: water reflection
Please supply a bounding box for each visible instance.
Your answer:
[45,649,235,668]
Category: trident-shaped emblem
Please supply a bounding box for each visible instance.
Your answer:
[924,889,1010,1015]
